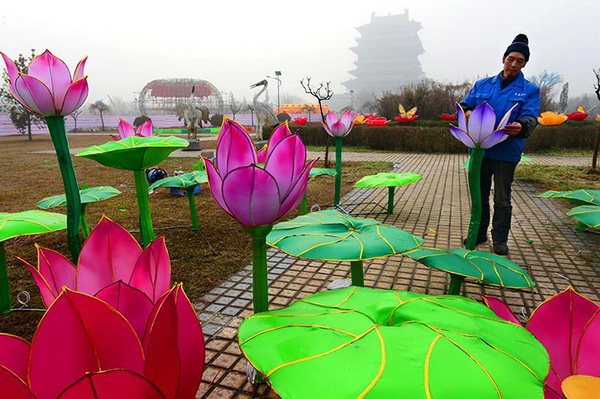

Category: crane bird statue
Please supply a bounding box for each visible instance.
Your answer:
[250,79,278,140]
[176,86,209,146]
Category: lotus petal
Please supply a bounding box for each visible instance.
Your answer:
[72,56,88,81]
[129,237,171,303]
[215,119,257,174]
[0,52,19,82]
[481,295,522,325]
[496,103,518,130]
[221,166,282,227]
[13,74,55,115]
[28,50,72,109]
[340,110,355,128]
[468,103,496,143]
[265,135,307,199]
[57,369,166,399]
[527,287,600,388]
[203,159,231,216]
[77,217,142,294]
[60,77,89,115]
[95,281,154,339]
[143,286,204,399]
[265,123,292,154]
[576,314,600,377]
[136,119,154,137]
[449,126,476,148]
[118,120,136,139]
[279,160,317,216]
[29,290,144,399]
[456,103,467,131]
[0,366,36,399]
[480,130,509,149]
[0,334,31,381]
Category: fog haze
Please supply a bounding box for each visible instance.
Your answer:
[1,0,599,109]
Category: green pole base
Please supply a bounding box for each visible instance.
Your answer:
[447,274,466,295]
[333,137,343,206]
[186,186,200,231]
[133,169,155,247]
[350,260,364,287]
[242,225,274,314]
[300,193,308,215]
[576,221,587,231]
[387,186,395,214]
[0,243,12,314]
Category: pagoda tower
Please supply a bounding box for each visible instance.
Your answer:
[342,10,425,95]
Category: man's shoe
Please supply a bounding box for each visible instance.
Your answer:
[493,242,509,255]
[463,236,488,246]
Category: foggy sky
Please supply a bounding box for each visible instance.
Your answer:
[1,0,599,109]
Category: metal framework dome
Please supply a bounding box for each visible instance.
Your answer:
[138,78,223,115]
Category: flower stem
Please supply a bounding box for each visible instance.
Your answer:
[133,169,155,247]
[186,186,200,231]
[387,187,395,214]
[300,192,308,215]
[44,116,82,261]
[465,148,485,251]
[447,274,466,295]
[242,225,273,314]
[350,260,364,287]
[0,243,11,314]
[80,203,91,239]
[333,137,343,206]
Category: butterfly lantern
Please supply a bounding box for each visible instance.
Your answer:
[567,105,589,121]
[395,104,419,123]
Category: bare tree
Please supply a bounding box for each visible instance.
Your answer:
[591,69,600,171]
[301,78,334,166]
[69,110,82,132]
[558,83,569,113]
[89,100,109,130]
[228,93,243,121]
[530,71,563,111]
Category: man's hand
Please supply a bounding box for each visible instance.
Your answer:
[503,122,522,136]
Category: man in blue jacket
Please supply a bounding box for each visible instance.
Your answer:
[460,34,541,255]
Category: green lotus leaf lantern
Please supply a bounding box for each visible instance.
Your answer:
[149,171,208,230]
[402,246,535,295]
[0,210,67,314]
[239,286,549,399]
[36,186,122,238]
[76,136,188,247]
[267,209,423,286]
[537,189,600,207]
[566,205,600,231]
[354,172,422,214]
[299,168,337,215]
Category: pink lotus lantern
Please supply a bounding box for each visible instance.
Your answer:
[203,119,316,313]
[21,216,171,308]
[0,286,204,399]
[483,287,600,398]
[111,118,155,140]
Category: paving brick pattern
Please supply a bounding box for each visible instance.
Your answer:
[193,152,600,398]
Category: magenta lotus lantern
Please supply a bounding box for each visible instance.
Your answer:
[111,118,155,140]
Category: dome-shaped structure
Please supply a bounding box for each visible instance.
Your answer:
[138,78,223,115]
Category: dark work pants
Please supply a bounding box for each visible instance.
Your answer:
[478,157,519,243]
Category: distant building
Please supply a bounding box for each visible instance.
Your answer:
[138,79,223,115]
[342,10,426,96]
[273,103,333,114]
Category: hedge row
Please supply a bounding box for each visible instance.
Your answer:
[283,123,599,154]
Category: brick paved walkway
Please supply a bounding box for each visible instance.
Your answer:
[193,152,600,398]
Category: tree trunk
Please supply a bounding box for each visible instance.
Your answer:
[318,100,331,168]
[592,125,600,170]
[100,112,105,130]
[27,118,32,141]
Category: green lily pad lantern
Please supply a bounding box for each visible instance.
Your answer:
[566,205,600,231]
[300,168,337,214]
[149,171,208,230]
[36,186,122,238]
[0,210,67,314]
[239,286,549,399]
[76,136,188,246]
[266,209,423,286]
[402,247,535,295]
[354,172,422,214]
[537,189,600,207]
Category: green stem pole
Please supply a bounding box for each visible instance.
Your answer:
[576,221,587,231]
[44,116,82,262]
[447,274,466,295]
[333,137,343,206]
[300,192,308,215]
[133,169,155,247]
[242,225,273,314]
[0,243,11,314]
[387,186,395,214]
[80,203,91,239]
[465,148,485,251]
[186,186,200,231]
[350,260,364,287]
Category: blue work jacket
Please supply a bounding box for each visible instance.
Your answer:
[462,72,540,162]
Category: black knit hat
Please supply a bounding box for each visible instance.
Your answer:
[504,34,530,62]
